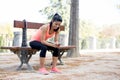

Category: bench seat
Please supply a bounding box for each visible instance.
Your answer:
[0,46,75,51]
[0,46,75,55]
[0,45,75,70]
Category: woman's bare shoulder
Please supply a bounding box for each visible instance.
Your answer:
[40,24,49,31]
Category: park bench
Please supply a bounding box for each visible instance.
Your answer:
[0,20,75,70]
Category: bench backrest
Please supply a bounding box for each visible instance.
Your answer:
[14,20,65,31]
[13,20,65,47]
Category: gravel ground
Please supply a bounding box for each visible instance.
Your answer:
[0,52,120,80]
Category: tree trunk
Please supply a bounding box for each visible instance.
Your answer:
[67,0,80,57]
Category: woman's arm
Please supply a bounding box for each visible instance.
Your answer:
[54,29,60,46]
[40,26,57,47]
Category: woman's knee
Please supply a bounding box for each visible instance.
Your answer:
[53,48,60,57]
[29,41,41,50]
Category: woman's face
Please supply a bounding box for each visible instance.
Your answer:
[52,21,62,30]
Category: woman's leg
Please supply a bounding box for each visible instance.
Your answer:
[39,45,47,68]
[47,46,61,72]
[29,41,49,74]
[30,41,61,73]
[29,41,47,67]
[51,48,60,68]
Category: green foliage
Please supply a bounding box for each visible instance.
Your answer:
[39,0,70,29]
[0,35,5,52]
[0,23,13,52]
[0,23,13,38]
[79,20,99,49]
[80,39,88,49]
[80,19,98,39]
[0,35,3,46]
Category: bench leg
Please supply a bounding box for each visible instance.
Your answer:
[58,51,65,65]
[16,51,33,71]
[16,63,33,71]
[16,63,23,70]
[50,51,64,65]
[26,54,33,70]
[26,63,33,70]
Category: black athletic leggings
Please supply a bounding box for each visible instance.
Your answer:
[29,41,60,57]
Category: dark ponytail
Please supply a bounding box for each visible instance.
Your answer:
[49,13,62,30]
[52,13,62,22]
[50,21,52,29]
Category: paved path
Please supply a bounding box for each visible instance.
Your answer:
[0,52,120,80]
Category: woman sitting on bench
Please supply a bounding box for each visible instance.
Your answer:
[29,13,62,75]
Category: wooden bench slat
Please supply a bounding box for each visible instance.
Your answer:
[0,46,75,50]
[14,20,65,31]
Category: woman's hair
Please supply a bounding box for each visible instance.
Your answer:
[50,13,62,30]
[52,13,62,22]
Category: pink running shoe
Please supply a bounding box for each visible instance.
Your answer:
[38,68,49,75]
[51,67,61,73]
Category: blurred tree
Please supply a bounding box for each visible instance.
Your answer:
[67,0,80,57]
[98,24,120,38]
[0,23,13,37]
[80,20,97,39]
[0,23,13,52]
[39,0,70,30]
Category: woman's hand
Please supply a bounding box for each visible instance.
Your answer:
[52,43,60,48]
[55,43,60,47]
